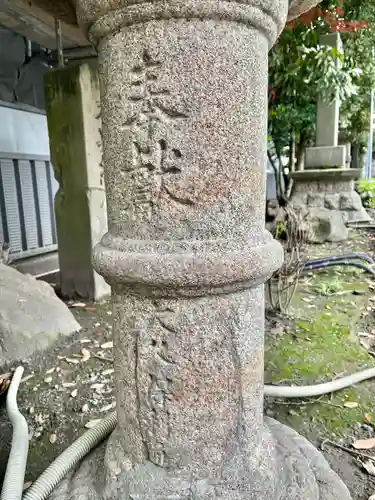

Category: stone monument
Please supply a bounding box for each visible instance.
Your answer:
[290,33,370,242]
[45,61,110,300]
[49,1,351,499]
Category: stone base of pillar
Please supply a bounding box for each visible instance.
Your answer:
[49,419,351,500]
[289,169,371,243]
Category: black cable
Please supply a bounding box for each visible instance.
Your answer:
[302,259,375,277]
[306,253,375,266]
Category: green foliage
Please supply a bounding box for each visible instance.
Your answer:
[357,178,375,208]
[269,0,375,180]
[268,14,358,172]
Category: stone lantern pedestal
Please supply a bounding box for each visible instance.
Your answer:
[50,1,351,499]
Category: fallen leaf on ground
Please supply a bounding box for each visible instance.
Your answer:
[71,389,78,398]
[91,383,105,391]
[363,460,375,476]
[44,377,53,384]
[82,404,89,413]
[80,339,91,344]
[353,437,375,450]
[344,402,359,409]
[81,348,91,362]
[270,326,284,336]
[65,358,80,365]
[365,414,373,425]
[102,368,114,376]
[70,302,86,308]
[86,307,96,311]
[101,341,113,349]
[21,374,34,383]
[85,419,102,429]
[45,368,55,374]
[49,434,57,444]
[360,338,372,350]
[100,402,116,412]
[62,382,76,388]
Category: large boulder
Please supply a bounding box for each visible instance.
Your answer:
[0,264,81,366]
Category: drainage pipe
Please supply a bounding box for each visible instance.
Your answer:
[1,367,29,500]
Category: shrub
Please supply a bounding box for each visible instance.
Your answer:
[357,178,375,208]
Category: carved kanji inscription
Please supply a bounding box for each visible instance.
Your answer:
[121,50,188,220]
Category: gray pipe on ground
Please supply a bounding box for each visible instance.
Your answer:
[1,367,29,500]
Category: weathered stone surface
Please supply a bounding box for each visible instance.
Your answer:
[45,61,110,301]
[305,145,346,169]
[324,194,340,210]
[308,208,348,243]
[307,193,324,208]
[315,34,343,148]
[50,417,351,500]
[290,169,370,241]
[340,191,363,211]
[288,0,323,20]
[46,1,351,499]
[290,169,361,183]
[0,264,80,366]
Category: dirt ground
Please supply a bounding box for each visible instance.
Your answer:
[1,227,375,498]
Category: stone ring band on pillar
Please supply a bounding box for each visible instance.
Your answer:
[79,0,287,47]
[93,234,284,297]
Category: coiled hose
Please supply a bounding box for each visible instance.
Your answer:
[22,412,117,500]
[2,368,375,500]
[1,367,29,500]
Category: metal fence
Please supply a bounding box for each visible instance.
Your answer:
[0,152,58,261]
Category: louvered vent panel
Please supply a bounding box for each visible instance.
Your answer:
[18,159,38,251]
[0,159,21,253]
[35,160,53,247]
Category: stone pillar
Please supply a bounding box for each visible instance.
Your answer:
[305,33,346,169]
[48,1,351,499]
[45,61,110,300]
[316,33,342,148]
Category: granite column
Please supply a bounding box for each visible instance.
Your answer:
[53,1,354,498]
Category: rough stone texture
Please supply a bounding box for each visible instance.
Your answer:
[288,0,322,20]
[315,34,343,148]
[47,0,351,499]
[45,61,110,301]
[308,208,348,243]
[0,264,80,366]
[305,145,346,169]
[290,169,371,242]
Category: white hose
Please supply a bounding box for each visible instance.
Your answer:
[22,412,117,500]
[264,367,375,398]
[3,367,375,500]
[1,367,29,500]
